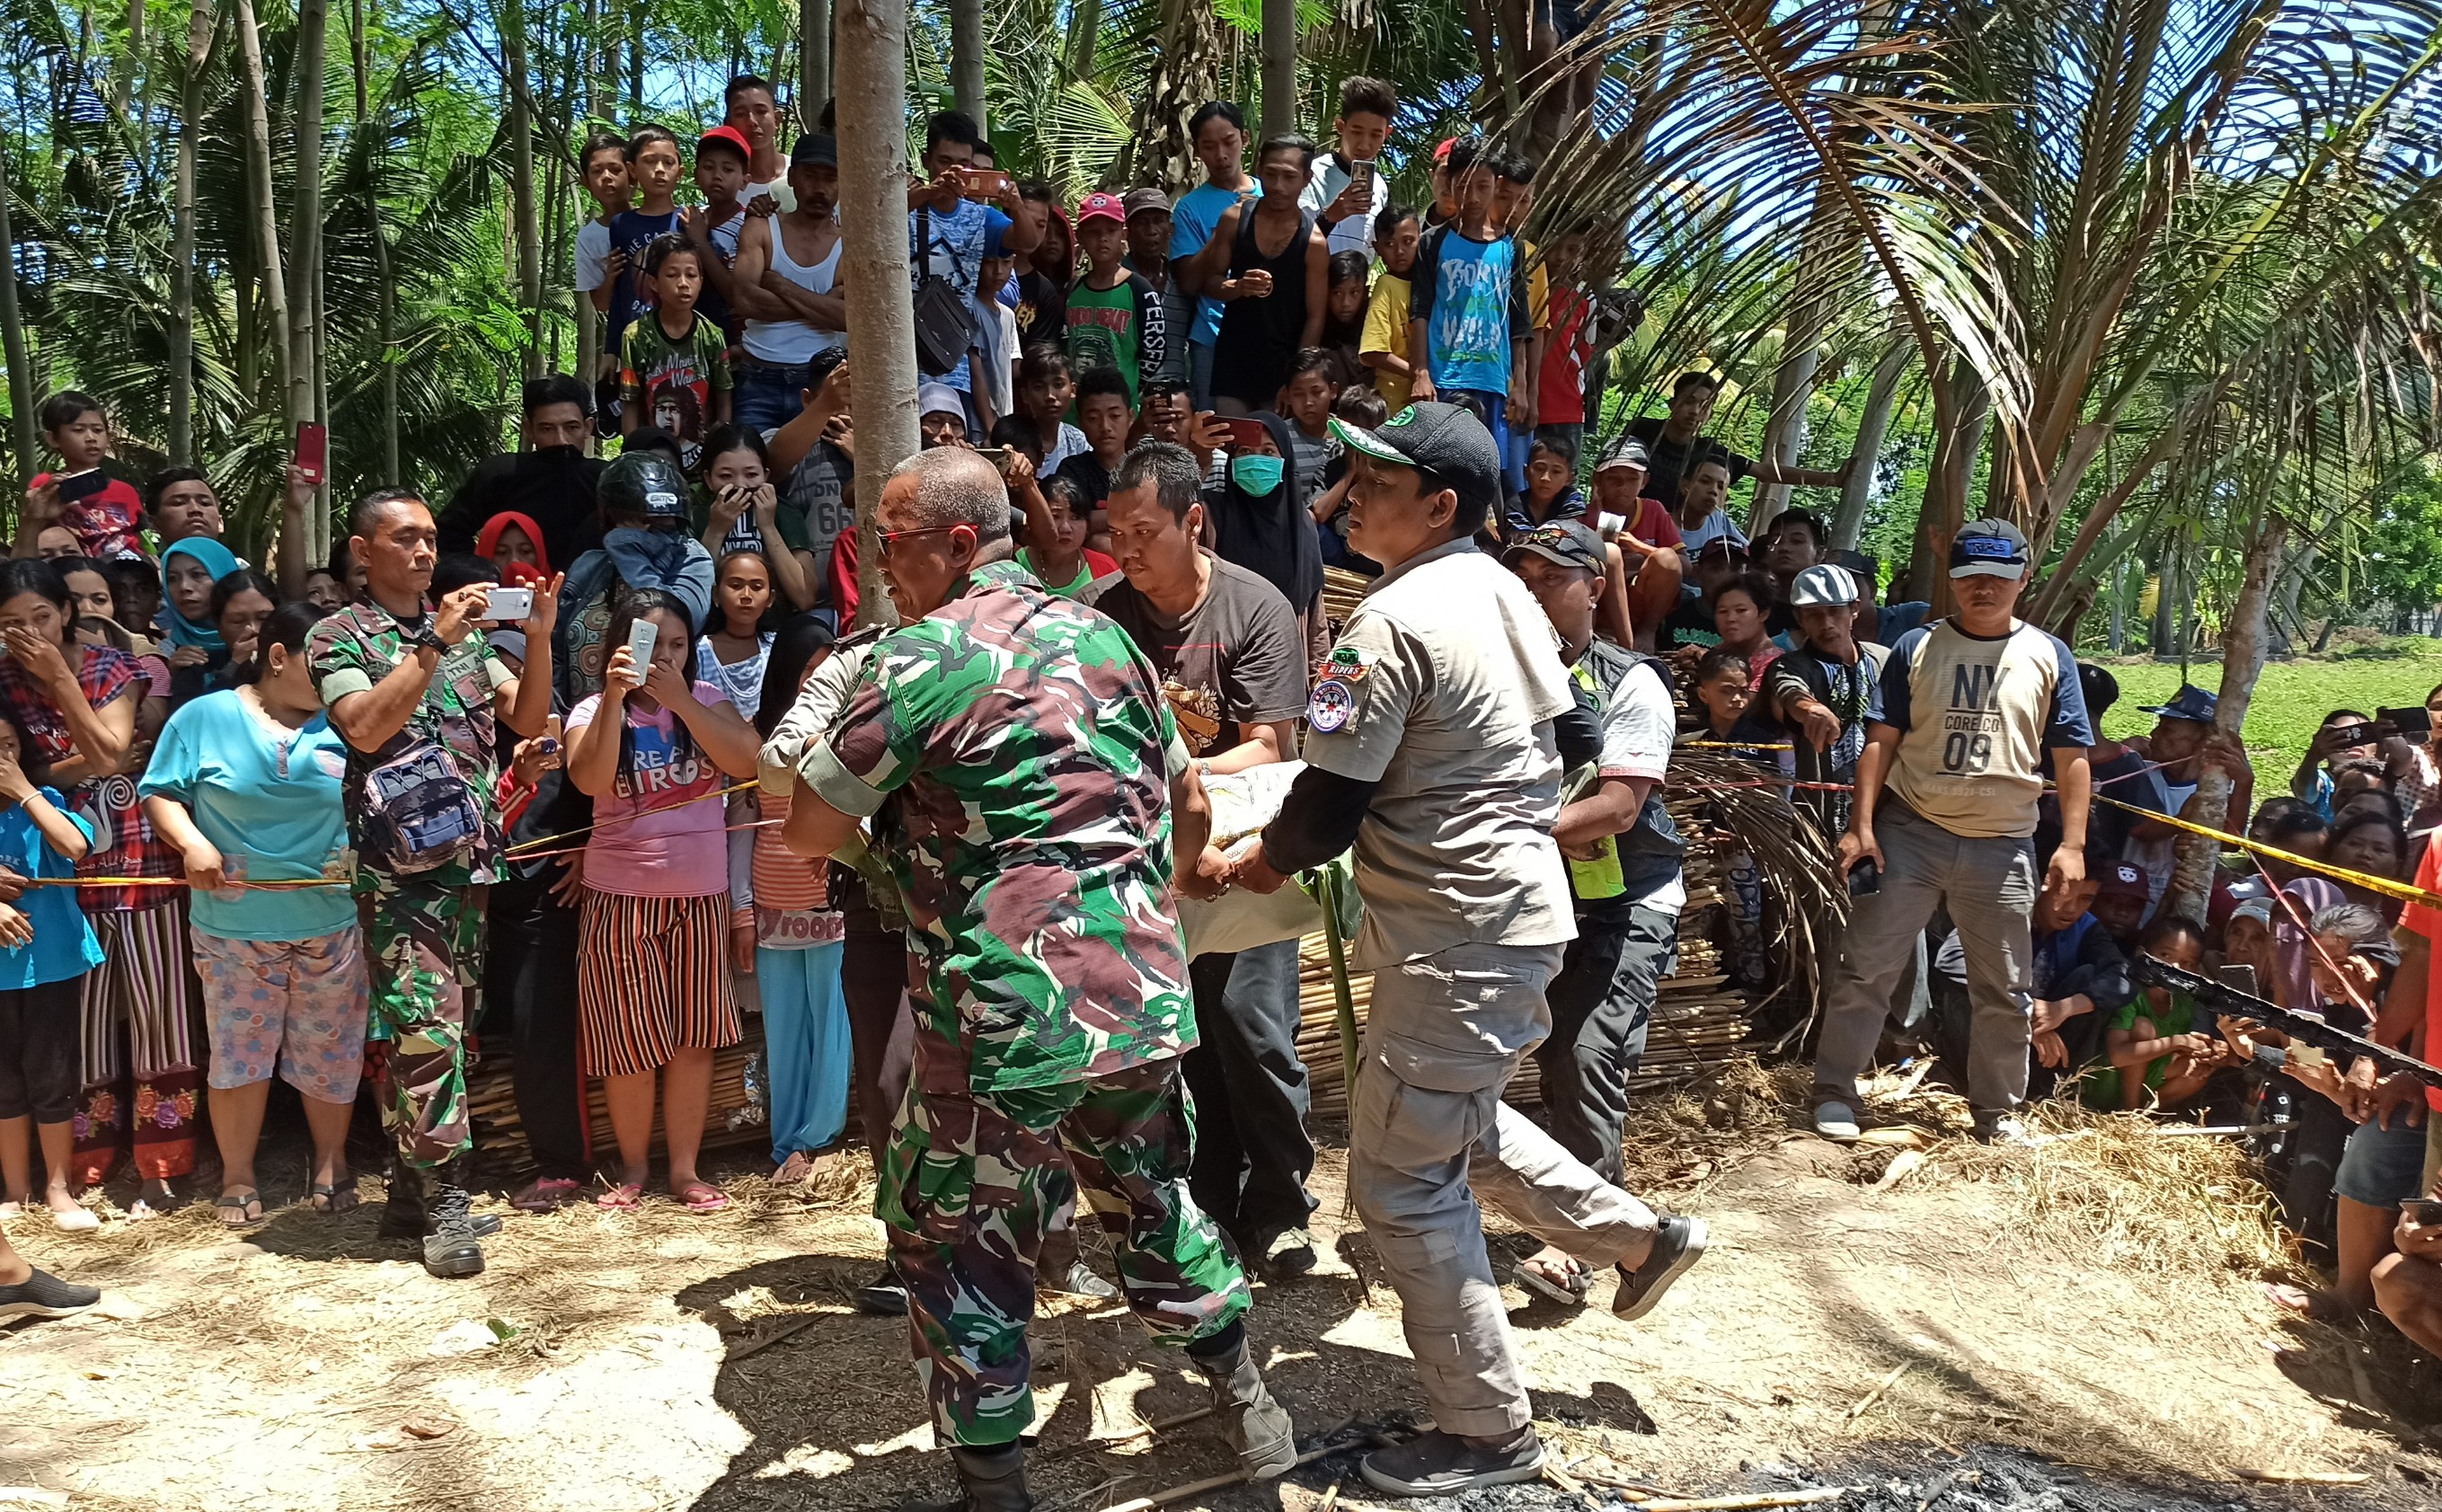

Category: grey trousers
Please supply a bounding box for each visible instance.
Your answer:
[1349,940,1658,1437]
[1815,803,2038,1115]
[1184,939,1318,1240]
[1536,905,1677,1188]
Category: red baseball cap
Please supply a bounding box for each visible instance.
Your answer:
[1075,191,1126,225]
[1435,137,1456,164]
[697,125,752,164]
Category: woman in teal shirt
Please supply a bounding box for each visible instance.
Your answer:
[140,603,366,1226]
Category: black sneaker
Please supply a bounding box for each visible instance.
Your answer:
[1613,1215,1708,1321]
[422,1183,488,1278]
[0,1268,102,1322]
[1261,1226,1317,1278]
[1359,1428,1544,1496]
[855,1266,910,1315]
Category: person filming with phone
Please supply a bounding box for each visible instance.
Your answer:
[305,488,558,1278]
[1811,519,2093,1148]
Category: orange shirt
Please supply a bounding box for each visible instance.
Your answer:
[2401,829,2442,1112]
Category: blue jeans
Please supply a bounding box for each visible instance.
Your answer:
[735,358,816,438]
[1190,341,1217,413]
[757,940,851,1162]
[1445,388,1520,494]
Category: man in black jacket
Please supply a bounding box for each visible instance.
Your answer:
[437,375,607,570]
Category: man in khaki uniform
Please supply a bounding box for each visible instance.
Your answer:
[1233,403,1703,1497]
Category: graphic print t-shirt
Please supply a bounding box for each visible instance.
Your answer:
[566,680,731,896]
[1408,225,1529,394]
[605,208,683,349]
[621,313,733,471]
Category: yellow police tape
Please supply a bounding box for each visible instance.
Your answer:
[2088,792,2442,914]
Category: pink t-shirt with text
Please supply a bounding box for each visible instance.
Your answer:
[566,680,730,897]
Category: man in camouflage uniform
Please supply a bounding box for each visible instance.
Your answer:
[784,448,1295,1512]
[309,488,556,1278]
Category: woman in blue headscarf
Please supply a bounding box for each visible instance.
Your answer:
[157,538,240,662]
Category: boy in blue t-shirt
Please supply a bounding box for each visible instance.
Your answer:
[1167,102,1257,411]
[1405,138,1532,492]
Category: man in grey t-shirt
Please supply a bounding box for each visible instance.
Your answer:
[1084,442,1320,1273]
[1232,405,1695,1498]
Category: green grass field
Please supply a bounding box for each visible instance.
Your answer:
[2093,638,2442,776]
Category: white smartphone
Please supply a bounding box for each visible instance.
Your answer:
[624,617,659,677]
[482,586,533,622]
[1597,512,1629,538]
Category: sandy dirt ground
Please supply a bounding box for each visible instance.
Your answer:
[4,1072,2438,1512]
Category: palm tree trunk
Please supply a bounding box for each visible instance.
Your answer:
[234,0,294,421]
[2165,511,2284,924]
[949,0,985,131]
[836,0,916,630]
[119,0,144,114]
[799,0,829,123]
[1907,353,1986,605]
[289,0,329,579]
[169,0,214,468]
[503,0,544,374]
[1260,0,1296,138]
[1749,338,1823,534]
[1830,342,1907,551]
[1069,0,1101,79]
[1120,0,1219,194]
[0,144,37,485]
[347,0,398,480]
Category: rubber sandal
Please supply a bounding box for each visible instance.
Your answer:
[674,1180,731,1214]
[772,1151,814,1187]
[216,1190,265,1229]
[1511,1253,1593,1306]
[310,1176,360,1215]
[597,1182,644,1212]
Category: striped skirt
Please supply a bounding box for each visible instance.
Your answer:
[577,890,739,1078]
[74,900,204,1184]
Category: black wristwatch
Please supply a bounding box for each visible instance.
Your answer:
[407,625,447,655]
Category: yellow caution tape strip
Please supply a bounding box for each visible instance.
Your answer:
[2090,793,2442,914]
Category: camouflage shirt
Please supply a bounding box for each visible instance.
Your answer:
[801,558,1195,1092]
[305,595,514,883]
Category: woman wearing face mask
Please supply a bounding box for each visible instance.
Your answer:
[1204,411,1328,666]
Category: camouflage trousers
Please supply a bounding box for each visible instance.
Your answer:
[879,1027,1252,1447]
[360,867,486,1171]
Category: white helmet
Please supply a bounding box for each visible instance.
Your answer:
[1788,563,1859,607]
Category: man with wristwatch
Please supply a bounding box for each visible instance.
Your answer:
[307,488,556,1278]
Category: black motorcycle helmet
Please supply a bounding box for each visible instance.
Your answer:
[597,448,689,529]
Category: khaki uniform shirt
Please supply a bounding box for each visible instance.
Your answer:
[1300,536,1578,970]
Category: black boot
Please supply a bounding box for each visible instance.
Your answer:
[382,1157,501,1243]
[421,1178,488,1279]
[1187,1325,1297,1478]
[378,1154,427,1239]
[946,1444,1032,1512]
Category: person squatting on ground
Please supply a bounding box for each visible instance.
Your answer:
[780,448,1294,1512]
[305,490,556,1277]
[1233,404,1703,1498]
